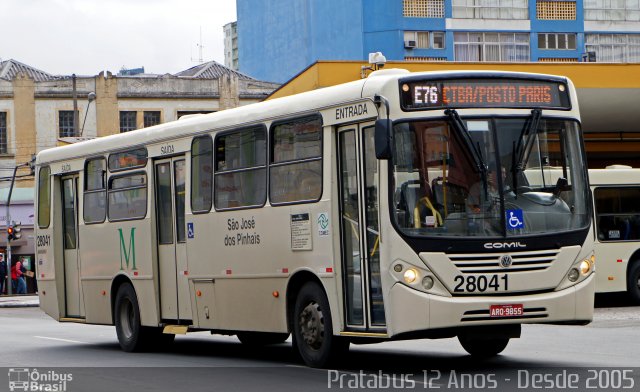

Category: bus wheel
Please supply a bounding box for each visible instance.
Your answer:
[628,262,640,304]
[292,282,349,368]
[237,332,290,346]
[458,336,509,358]
[114,283,148,352]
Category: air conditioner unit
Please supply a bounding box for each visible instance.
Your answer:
[404,40,417,49]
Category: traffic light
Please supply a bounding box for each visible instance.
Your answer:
[7,224,14,241]
[12,222,21,240]
[6,221,21,242]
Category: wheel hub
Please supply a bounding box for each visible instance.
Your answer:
[299,301,324,350]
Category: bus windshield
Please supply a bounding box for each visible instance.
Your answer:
[391,116,589,238]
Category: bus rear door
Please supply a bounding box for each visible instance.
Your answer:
[154,157,191,322]
[60,174,85,318]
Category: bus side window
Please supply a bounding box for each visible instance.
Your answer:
[191,135,213,213]
[270,115,322,205]
[214,126,267,210]
[84,157,107,224]
[107,172,148,221]
[37,166,51,228]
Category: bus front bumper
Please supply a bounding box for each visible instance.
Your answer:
[386,273,594,337]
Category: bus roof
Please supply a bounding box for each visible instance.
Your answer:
[589,166,640,186]
[36,69,575,166]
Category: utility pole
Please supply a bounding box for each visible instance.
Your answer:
[5,163,28,295]
[72,74,79,136]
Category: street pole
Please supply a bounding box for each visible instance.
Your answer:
[72,74,79,136]
[5,163,26,295]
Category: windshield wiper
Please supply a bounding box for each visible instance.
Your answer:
[445,109,488,194]
[512,109,542,194]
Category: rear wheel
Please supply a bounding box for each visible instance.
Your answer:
[458,335,509,358]
[628,262,640,304]
[237,332,290,346]
[292,282,349,368]
[114,283,148,352]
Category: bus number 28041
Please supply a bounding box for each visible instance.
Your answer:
[453,274,508,293]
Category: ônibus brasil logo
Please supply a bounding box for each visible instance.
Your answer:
[8,368,73,392]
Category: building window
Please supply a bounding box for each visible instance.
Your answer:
[454,32,530,62]
[538,57,579,62]
[404,31,446,49]
[214,126,267,210]
[403,0,445,18]
[538,33,577,50]
[120,111,137,132]
[452,0,528,19]
[0,112,7,154]
[585,0,640,21]
[59,110,76,137]
[536,1,577,20]
[143,111,161,127]
[585,33,640,62]
[270,115,323,205]
[405,56,448,61]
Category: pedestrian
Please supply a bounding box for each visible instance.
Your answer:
[11,260,26,294]
[0,258,6,294]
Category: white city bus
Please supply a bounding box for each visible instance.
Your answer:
[590,165,640,303]
[35,69,595,368]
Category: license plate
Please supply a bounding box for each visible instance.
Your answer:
[490,304,523,318]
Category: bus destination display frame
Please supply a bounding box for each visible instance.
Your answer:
[400,77,572,111]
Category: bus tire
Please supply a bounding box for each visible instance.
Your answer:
[237,332,290,346]
[114,283,149,352]
[292,282,349,368]
[628,262,640,304]
[458,336,509,358]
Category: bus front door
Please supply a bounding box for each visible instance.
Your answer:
[61,175,84,318]
[337,124,386,331]
[154,158,191,322]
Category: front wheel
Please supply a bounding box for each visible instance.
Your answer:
[458,336,509,357]
[292,282,349,368]
[628,262,640,304]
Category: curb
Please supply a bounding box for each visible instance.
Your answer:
[0,303,39,308]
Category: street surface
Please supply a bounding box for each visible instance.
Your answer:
[0,295,638,391]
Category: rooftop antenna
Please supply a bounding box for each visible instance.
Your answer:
[191,26,205,64]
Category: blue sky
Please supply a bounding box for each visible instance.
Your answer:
[1,0,237,75]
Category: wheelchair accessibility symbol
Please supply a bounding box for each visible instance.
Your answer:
[506,209,524,230]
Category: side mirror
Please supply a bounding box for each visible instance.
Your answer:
[553,177,570,197]
[375,118,392,160]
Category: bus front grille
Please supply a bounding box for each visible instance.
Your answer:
[449,250,559,274]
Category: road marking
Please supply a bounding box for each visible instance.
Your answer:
[34,336,89,344]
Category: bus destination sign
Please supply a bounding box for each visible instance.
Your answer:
[400,78,571,110]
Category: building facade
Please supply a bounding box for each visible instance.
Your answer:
[237,0,640,83]
[224,22,239,71]
[0,59,278,276]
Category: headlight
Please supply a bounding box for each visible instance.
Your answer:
[579,260,591,275]
[568,268,579,282]
[422,276,434,290]
[403,269,418,284]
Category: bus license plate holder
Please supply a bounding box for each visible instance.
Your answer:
[489,304,523,318]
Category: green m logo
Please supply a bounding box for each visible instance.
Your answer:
[118,228,137,271]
